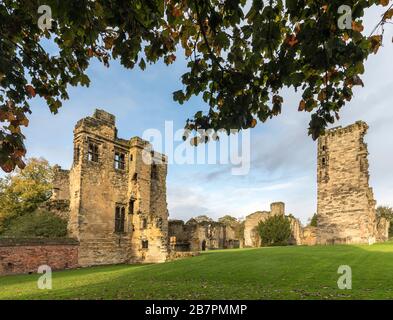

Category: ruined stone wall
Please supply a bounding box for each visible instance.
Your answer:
[317,122,377,245]
[376,217,390,242]
[288,216,302,245]
[68,109,168,266]
[244,211,270,247]
[168,220,190,243]
[40,199,70,220]
[301,226,317,246]
[52,166,70,201]
[168,218,240,251]
[0,238,79,275]
[271,202,285,216]
[243,203,302,247]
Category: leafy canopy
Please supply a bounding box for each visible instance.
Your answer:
[1,0,392,172]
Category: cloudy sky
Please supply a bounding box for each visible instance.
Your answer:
[13,5,393,225]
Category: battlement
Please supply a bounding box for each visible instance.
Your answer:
[93,109,116,126]
[324,121,368,137]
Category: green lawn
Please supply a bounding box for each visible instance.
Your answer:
[1,243,393,300]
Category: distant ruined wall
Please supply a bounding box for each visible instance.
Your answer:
[301,226,317,246]
[46,166,71,220]
[52,165,70,201]
[168,218,240,251]
[288,216,302,245]
[271,202,285,216]
[317,122,378,244]
[376,217,390,242]
[40,199,70,220]
[243,203,303,247]
[244,211,270,247]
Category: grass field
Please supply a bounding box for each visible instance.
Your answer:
[1,243,393,300]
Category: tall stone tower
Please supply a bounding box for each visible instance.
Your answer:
[68,109,168,266]
[317,121,377,245]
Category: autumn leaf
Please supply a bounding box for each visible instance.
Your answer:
[104,37,114,50]
[298,100,306,111]
[380,0,390,6]
[1,160,15,173]
[286,34,298,47]
[251,119,257,128]
[318,90,327,102]
[352,21,364,33]
[87,48,94,57]
[383,8,393,20]
[165,54,177,64]
[370,35,383,54]
[25,85,36,98]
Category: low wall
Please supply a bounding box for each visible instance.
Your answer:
[167,250,200,261]
[0,238,79,275]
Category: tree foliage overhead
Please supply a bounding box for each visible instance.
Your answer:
[1,0,392,172]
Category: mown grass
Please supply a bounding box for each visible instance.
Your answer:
[1,243,393,300]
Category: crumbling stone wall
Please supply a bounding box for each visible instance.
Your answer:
[288,216,302,245]
[317,122,379,244]
[244,211,270,247]
[301,226,317,246]
[52,165,70,201]
[64,109,168,266]
[40,199,70,220]
[243,202,301,247]
[168,217,240,252]
[0,238,79,275]
[376,217,390,242]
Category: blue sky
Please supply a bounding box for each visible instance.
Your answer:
[13,5,393,225]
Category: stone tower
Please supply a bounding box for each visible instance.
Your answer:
[68,109,169,266]
[317,121,377,245]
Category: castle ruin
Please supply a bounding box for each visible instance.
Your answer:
[243,202,302,247]
[168,217,241,252]
[316,121,388,244]
[54,109,169,266]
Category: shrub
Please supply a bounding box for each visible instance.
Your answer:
[257,215,291,247]
[0,210,67,238]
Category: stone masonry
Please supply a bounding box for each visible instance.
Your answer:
[54,109,169,266]
[317,121,380,244]
[168,217,240,252]
[244,202,302,247]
